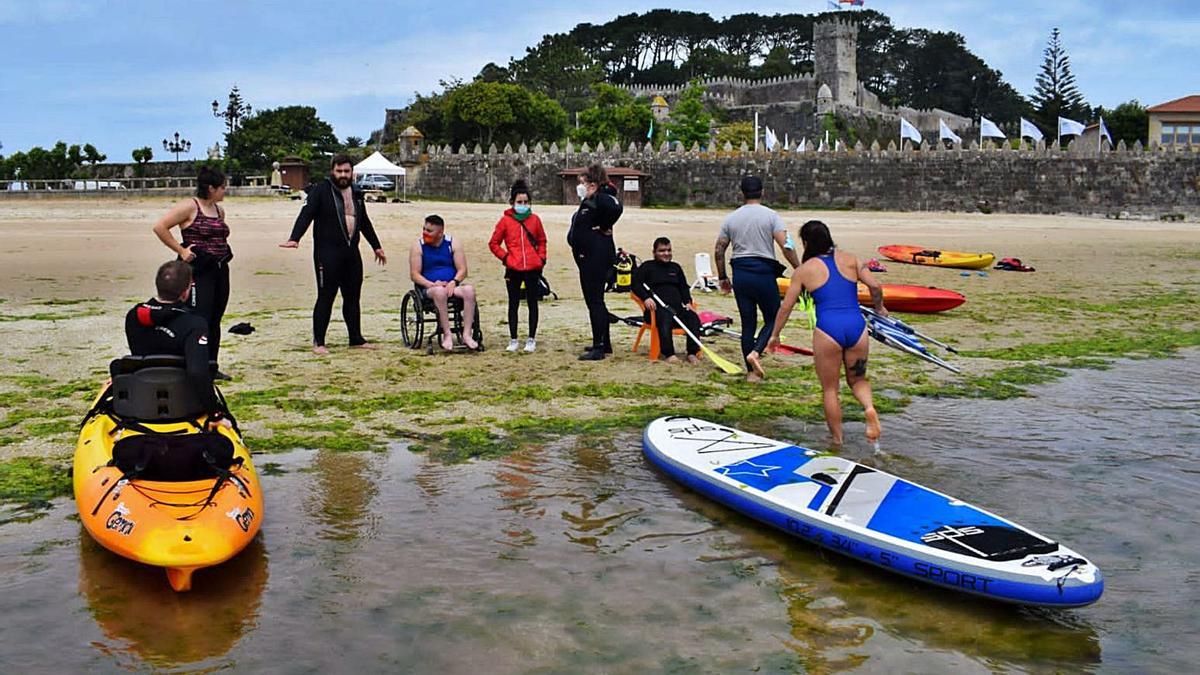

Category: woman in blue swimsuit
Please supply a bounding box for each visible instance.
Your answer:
[767,220,887,445]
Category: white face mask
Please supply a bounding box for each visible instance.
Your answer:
[576,184,588,200]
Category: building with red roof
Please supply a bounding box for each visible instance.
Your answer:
[1147,95,1200,149]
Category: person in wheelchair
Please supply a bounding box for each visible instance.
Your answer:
[632,237,702,364]
[408,214,479,351]
[124,260,230,428]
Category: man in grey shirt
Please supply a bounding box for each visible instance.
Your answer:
[714,175,801,381]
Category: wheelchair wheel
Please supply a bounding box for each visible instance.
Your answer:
[400,289,424,349]
[471,305,484,351]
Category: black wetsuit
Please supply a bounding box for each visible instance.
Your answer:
[288,178,383,347]
[125,299,218,411]
[632,259,701,357]
[568,185,623,352]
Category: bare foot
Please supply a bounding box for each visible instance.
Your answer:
[864,407,882,441]
[441,336,455,352]
[350,342,378,350]
[313,345,330,355]
[746,371,763,383]
[665,355,680,364]
[462,336,479,350]
[686,354,701,365]
[746,351,765,379]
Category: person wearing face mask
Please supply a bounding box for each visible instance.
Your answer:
[575,175,588,202]
[567,164,623,361]
[410,214,479,351]
[280,154,387,355]
[489,179,547,353]
[631,237,702,364]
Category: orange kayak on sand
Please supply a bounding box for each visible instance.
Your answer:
[877,245,995,270]
[776,278,965,313]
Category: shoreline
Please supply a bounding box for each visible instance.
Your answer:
[1,197,1198,499]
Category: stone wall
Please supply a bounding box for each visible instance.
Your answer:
[397,142,1200,216]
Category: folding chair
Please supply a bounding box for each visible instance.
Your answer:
[691,253,719,292]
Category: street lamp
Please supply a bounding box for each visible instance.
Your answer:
[212,86,252,136]
[163,132,192,162]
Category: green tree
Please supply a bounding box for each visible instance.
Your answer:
[82,143,106,168]
[131,146,153,177]
[1030,28,1090,133]
[344,136,363,148]
[444,81,567,148]
[666,80,712,149]
[4,142,81,180]
[509,33,604,114]
[759,45,797,79]
[715,121,754,148]
[225,106,339,170]
[573,83,653,146]
[1094,100,1147,146]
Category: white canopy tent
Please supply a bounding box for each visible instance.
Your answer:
[353,151,407,201]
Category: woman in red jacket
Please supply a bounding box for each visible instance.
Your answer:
[489,179,547,352]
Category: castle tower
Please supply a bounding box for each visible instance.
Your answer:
[813,17,857,107]
[650,95,670,121]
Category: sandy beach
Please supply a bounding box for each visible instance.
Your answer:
[1,196,1198,466]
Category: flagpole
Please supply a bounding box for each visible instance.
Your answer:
[754,112,759,152]
[1097,117,1102,152]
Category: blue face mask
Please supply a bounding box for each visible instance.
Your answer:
[513,204,531,215]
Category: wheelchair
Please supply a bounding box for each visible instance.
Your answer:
[400,286,484,354]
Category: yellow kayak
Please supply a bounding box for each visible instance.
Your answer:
[877,245,995,270]
[73,357,262,592]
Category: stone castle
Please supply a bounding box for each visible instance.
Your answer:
[625,17,973,144]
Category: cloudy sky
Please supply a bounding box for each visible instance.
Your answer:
[1,0,1195,159]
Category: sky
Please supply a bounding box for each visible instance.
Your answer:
[1,0,1196,160]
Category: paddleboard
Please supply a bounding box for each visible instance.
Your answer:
[642,417,1103,607]
[776,278,966,313]
[878,245,995,270]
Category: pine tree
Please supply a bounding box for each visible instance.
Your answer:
[1030,28,1090,133]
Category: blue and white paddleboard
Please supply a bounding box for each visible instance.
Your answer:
[643,417,1103,607]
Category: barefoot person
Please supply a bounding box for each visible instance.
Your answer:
[713,175,800,381]
[280,154,386,354]
[767,220,886,445]
[488,179,546,353]
[151,166,233,379]
[410,214,479,351]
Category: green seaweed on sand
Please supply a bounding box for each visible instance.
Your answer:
[0,456,71,502]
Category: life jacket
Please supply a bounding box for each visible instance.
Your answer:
[994,257,1035,272]
[612,248,639,292]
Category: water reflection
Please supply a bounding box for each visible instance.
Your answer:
[308,450,380,543]
[77,532,268,667]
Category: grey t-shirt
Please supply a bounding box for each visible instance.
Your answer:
[719,204,786,260]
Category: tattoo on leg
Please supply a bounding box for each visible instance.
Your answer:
[851,358,868,377]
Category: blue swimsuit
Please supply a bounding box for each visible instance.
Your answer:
[810,254,867,348]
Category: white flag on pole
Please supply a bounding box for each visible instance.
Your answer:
[1058,116,1086,137]
[1099,117,1113,146]
[798,137,807,152]
[765,126,778,151]
[1020,118,1044,141]
[980,116,1006,139]
[938,119,962,144]
[900,117,923,145]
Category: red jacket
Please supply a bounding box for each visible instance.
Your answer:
[489,209,547,272]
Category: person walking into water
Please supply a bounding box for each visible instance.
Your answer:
[768,220,886,445]
[489,179,546,353]
[151,165,234,379]
[280,154,387,354]
[713,175,800,381]
[568,164,623,361]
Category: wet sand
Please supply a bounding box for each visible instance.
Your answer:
[1,196,1197,462]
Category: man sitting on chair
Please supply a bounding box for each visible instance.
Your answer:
[409,214,479,351]
[124,260,227,424]
[632,237,701,364]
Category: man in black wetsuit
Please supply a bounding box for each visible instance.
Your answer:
[125,260,220,414]
[632,237,702,364]
[568,164,623,361]
[280,154,387,354]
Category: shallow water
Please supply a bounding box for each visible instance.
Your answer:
[1,353,1196,672]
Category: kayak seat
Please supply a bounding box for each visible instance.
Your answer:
[111,431,236,481]
[109,355,207,421]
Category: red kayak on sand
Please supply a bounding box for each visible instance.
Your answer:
[857,283,965,313]
[777,277,965,313]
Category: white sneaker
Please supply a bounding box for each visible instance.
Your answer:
[506,339,520,352]
[523,338,537,353]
